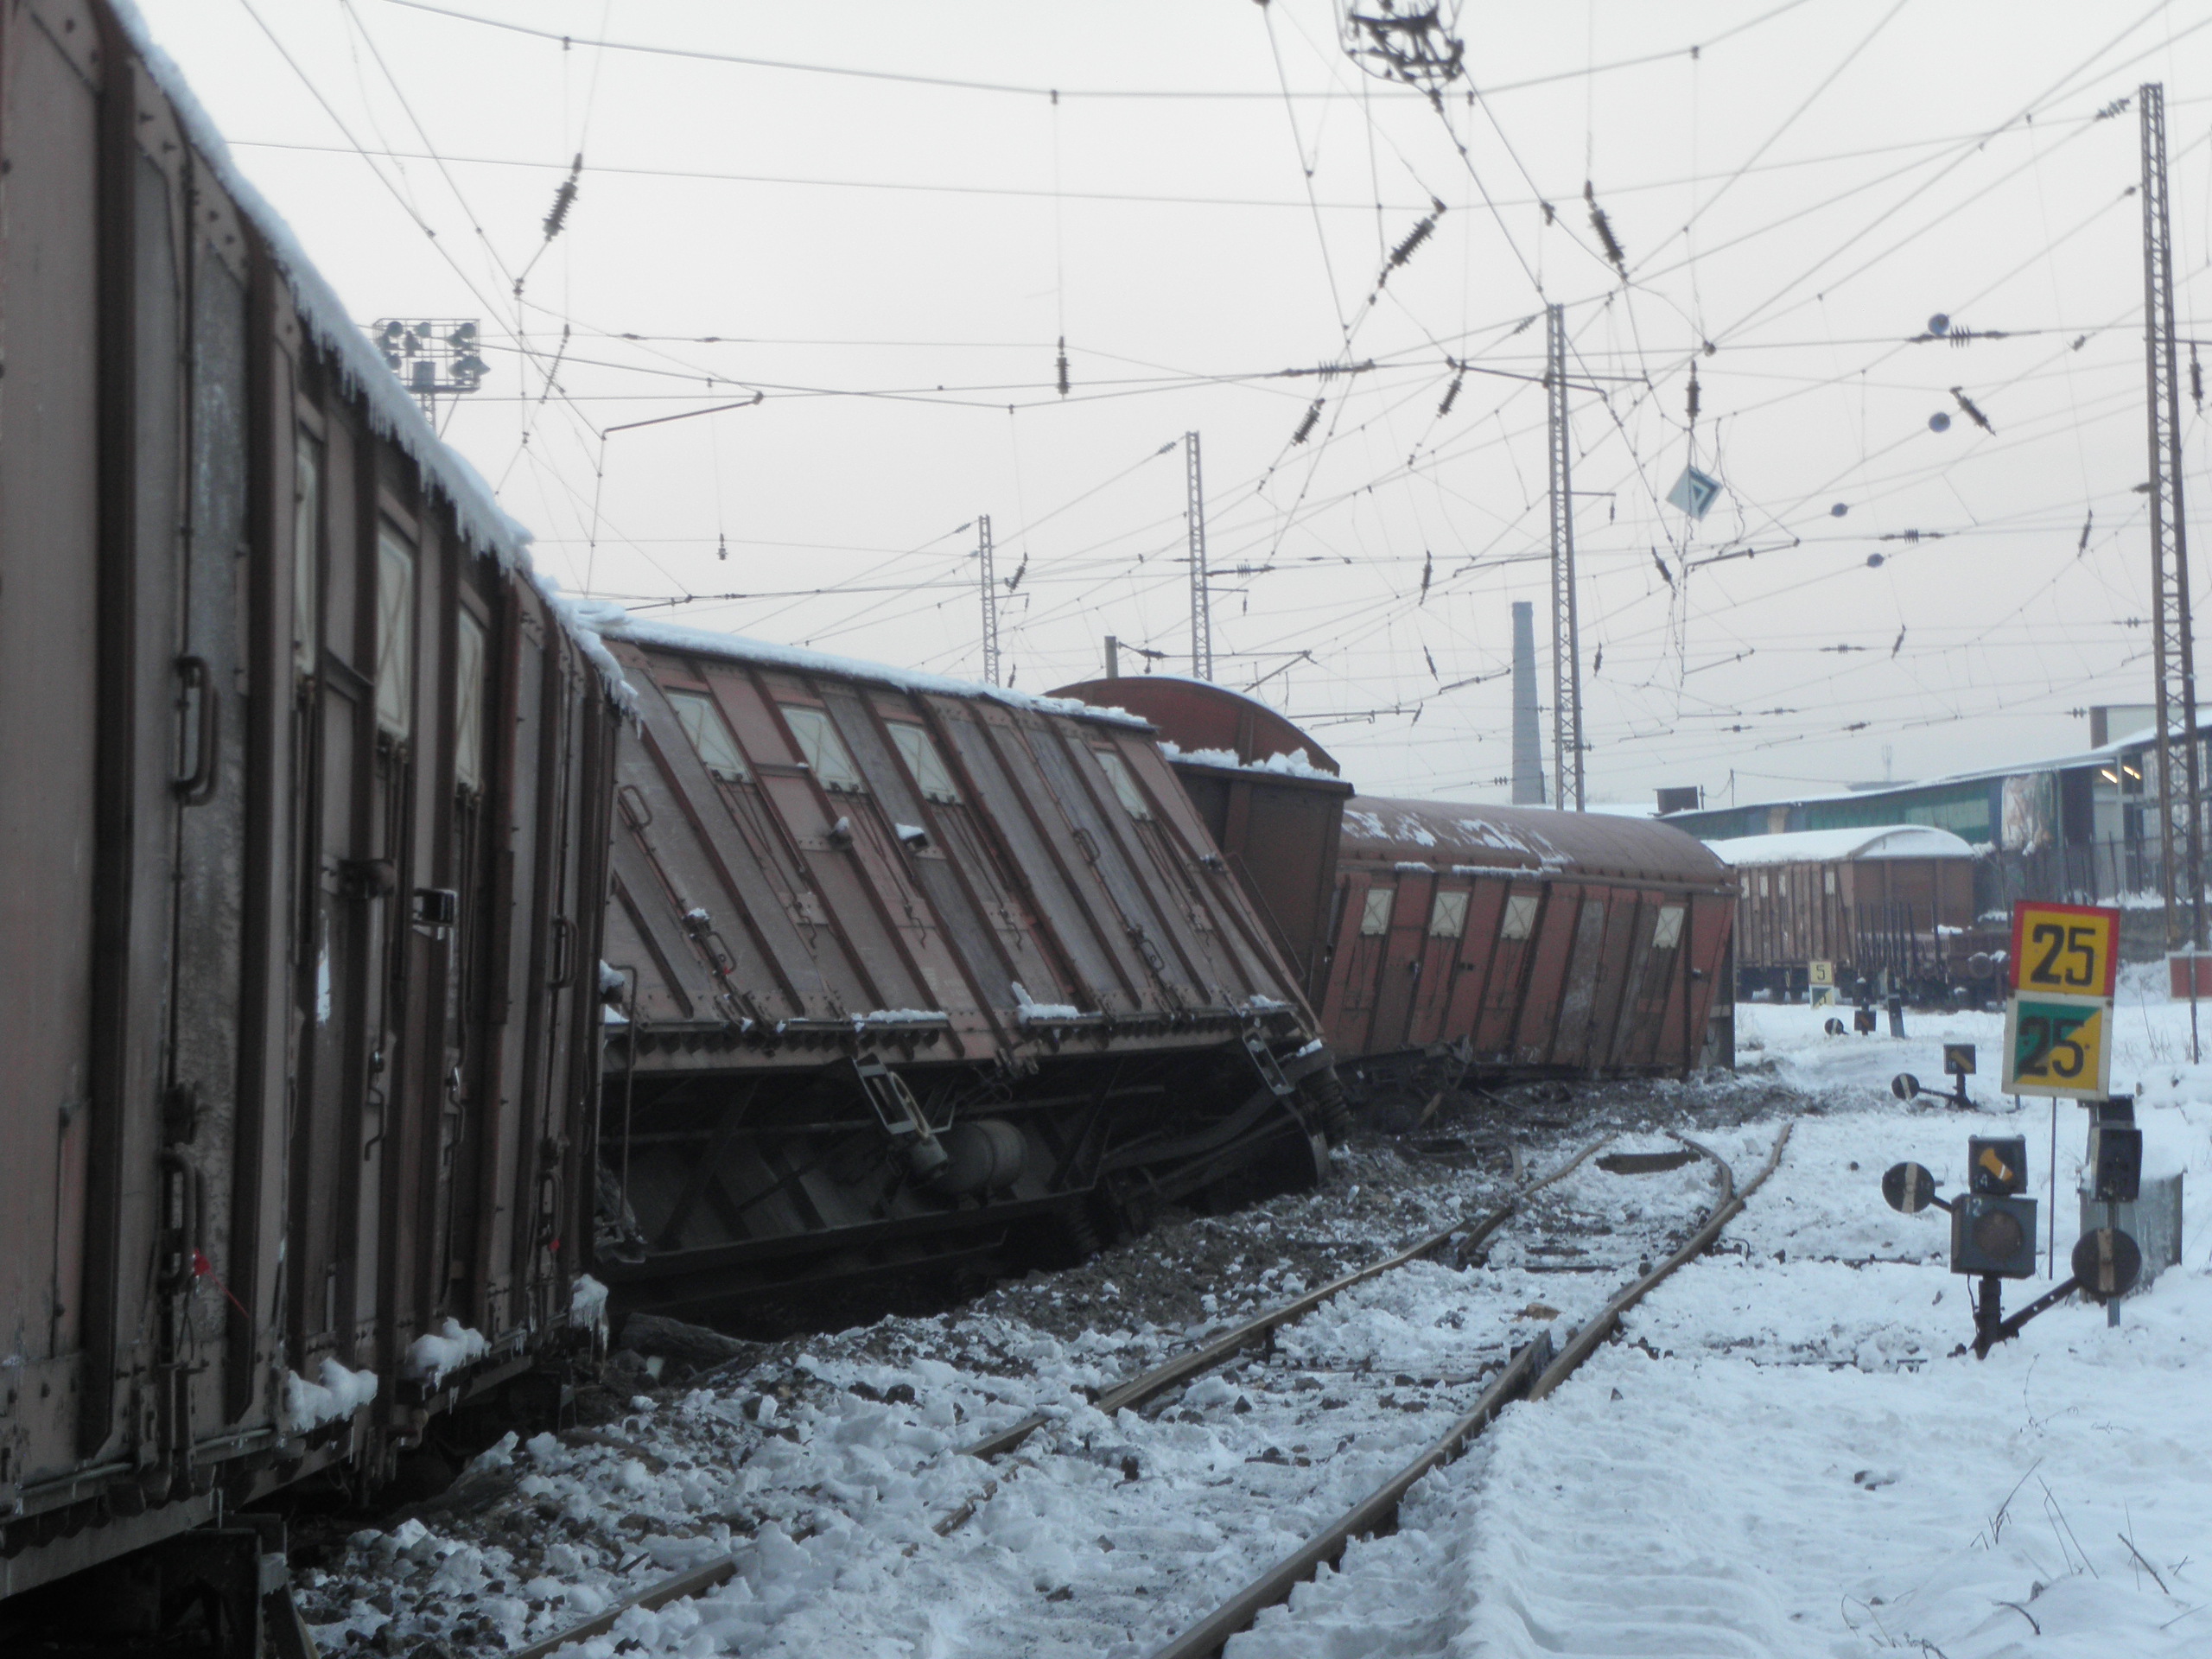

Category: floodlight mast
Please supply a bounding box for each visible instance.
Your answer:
[2140,84,2206,966]
[371,318,488,422]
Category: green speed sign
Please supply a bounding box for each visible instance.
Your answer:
[2000,995,2113,1099]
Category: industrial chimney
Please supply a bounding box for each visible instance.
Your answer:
[1511,600,1545,804]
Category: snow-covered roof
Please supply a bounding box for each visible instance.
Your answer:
[1707,825,1979,866]
[1668,714,2212,825]
[579,606,1153,728]
[1157,741,1346,782]
[1340,798,1730,885]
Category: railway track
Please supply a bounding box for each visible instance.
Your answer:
[1150,1121,1795,1659]
[513,1122,1790,1658]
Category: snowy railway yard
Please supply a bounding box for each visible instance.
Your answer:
[297,983,2212,1659]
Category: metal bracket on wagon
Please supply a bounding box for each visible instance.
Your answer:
[852,1057,950,1182]
[1243,1033,1296,1098]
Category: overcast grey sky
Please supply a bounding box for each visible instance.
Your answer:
[139,0,2212,807]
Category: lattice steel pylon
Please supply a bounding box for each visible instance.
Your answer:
[978,513,1001,686]
[1546,303,1586,811]
[2140,83,2204,952]
[1186,431,1213,681]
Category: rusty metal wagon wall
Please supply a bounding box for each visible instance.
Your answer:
[1713,825,1991,1001]
[1324,799,1737,1095]
[582,617,1342,1314]
[1052,678,1738,1100]
[0,0,614,1604]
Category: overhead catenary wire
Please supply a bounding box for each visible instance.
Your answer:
[198,0,2212,798]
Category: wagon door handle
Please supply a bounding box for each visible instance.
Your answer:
[174,656,219,804]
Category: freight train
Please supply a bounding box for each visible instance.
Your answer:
[0,2,1732,1637]
[1051,677,1740,1100]
[1710,824,2000,1002]
[0,5,1335,1630]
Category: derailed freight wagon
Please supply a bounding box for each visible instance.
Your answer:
[1052,678,1738,1103]
[583,614,1342,1314]
[1712,824,1989,1001]
[0,0,615,1621]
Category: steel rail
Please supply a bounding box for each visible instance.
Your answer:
[1144,1121,1795,1659]
[959,1134,1614,1461]
[511,1136,1613,1659]
[506,1552,741,1659]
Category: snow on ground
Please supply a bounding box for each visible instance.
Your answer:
[1233,984,2212,1659]
[295,1094,1747,1658]
[297,976,2212,1658]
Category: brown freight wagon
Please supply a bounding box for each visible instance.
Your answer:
[0,0,615,1622]
[1052,678,1738,1100]
[1712,825,1988,1001]
[583,617,1341,1314]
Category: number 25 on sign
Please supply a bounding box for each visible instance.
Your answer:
[2007,900,2120,998]
[2002,995,2112,1098]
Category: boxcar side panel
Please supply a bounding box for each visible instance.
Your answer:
[0,0,105,1490]
[1471,880,1544,1056]
[1514,888,1584,1065]
[1543,891,1610,1068]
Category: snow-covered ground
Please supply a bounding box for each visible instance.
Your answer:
[1236,981,2212,1659]
[297,974,2212,1659]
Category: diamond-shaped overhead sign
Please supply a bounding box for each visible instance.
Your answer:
[1666,465,1721,519]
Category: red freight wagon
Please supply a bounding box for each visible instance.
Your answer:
[1712,824,1989,1001]
[1053,678,1738,1102]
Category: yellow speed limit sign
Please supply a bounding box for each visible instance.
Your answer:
[2001,994,2113,1099]
[2008,900,2120,999]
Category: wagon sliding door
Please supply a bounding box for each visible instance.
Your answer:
[289,413,395,1384]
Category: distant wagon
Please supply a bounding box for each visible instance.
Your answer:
[1710,824,1991,1002]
